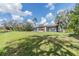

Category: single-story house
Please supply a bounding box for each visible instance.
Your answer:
[33,24,62,32]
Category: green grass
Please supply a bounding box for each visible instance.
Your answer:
[0,31,79,56]
[0,31,68,48]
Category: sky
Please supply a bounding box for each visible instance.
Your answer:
[0,3,76,26]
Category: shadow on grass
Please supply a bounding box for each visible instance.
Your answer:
[68,33,79,40]
[0,35,78,56]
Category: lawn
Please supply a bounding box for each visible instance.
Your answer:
[0,31,79,56]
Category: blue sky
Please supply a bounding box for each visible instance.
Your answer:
[0,3,75,26]
[22,3,75,20]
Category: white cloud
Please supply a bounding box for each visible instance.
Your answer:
[50,20,55,25]
[46,3,53,8]
[24,11,32,16]
[40,17,46,24]
[38,13,55,26]
[12,15,20,20]
[27,19,34,24]
[0,19,3,22]
[13,3,22,10]
[45,3,55,10]
[39,17,48,26]
[0,3,32,16]
[12,15,23,21]
[0,18,7,22]
[0,3,22,13]
[46,12,54,20]
[57,9,65,14]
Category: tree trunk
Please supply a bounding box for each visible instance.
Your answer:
[56,25,59,32]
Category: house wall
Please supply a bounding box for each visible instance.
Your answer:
[47,27,56,32]
[35,27,56,32]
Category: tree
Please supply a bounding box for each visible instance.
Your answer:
[24,22,33,31]
[2,19,23,31]
[2,20,12,30]
[32,17,38,27]
[67,4,79,34]
[55,16,60,32]
[68,4,79,34]
[55,10,69,32]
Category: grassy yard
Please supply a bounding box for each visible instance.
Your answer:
[0,31,79,56]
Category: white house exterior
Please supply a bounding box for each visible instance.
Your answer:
[34,25,58,32]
